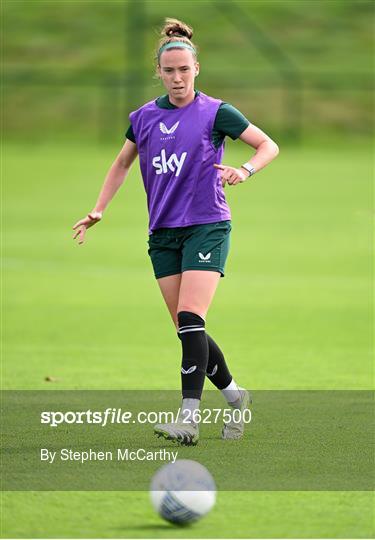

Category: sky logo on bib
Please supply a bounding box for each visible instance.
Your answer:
[152,149,187,177]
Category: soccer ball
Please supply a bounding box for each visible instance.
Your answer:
[150,459,216,525]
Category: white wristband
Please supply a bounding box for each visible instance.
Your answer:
[241,163,256,177]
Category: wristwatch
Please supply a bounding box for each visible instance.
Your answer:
[240,163,256,177]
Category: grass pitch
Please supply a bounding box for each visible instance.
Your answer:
[2,141,373,538]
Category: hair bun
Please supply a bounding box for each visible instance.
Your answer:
[162,18,193,40]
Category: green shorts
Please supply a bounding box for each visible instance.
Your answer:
[147,220,232,279]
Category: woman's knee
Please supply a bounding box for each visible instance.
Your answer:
[177,304,207,320]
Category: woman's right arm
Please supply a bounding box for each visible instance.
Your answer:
[72,139,138,244]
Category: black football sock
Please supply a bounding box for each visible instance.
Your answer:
[206,333,233,390]
[177,311,209,400]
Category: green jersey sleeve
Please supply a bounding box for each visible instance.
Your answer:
[125,124,136,143]
[212,103,250,149]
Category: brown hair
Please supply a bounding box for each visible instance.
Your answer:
[156,17,198,66]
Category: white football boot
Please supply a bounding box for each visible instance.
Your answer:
[154,421,199,446]
[222,388,251,440]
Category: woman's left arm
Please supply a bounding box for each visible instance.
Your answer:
[214,124,279,186]
[239,123,279,173]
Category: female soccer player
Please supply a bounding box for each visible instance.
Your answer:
[73,18,279,445]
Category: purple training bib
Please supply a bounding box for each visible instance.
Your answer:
[129,91,231,234]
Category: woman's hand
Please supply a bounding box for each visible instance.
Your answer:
[72,211,102,245]
[213,164,248,187]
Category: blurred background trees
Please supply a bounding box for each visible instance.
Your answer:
[3,0,373,144]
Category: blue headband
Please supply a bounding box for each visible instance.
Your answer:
[158,41,196,58]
